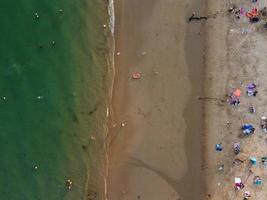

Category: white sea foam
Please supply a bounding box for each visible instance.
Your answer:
[108,0,115,35]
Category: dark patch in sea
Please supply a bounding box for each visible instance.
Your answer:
[87,191,97,200]
[72,112,79,124]
[68,108,79,124]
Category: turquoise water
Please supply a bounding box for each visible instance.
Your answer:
[0,0,109,199]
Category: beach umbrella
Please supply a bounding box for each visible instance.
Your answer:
[242,124,255,135]
[233,88,242,97]
[215,143,223,151]
[246,83,256,90]
[250,157,257,166]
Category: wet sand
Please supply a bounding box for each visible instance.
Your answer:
[107,0,206,199]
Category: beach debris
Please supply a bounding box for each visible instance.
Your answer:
[242,124,255,135]
[131,72,141,79]
[141,51,146,56]
[234,153,248,164]
[250,157,257,166]
[34,12,40,19]
[244,191,251,199]
[152,68,159,75]
[260,117,267,133]
[198,97,224,102]
[121,123,125,127]
[106,107,109,117]
[253,176,262,185]
[116,52,121,56]
[234,177,244,190]
[233,142,240,155]
[103,24,107,28]
[66,178,73,190]
[188,12,208,22]
[90,136,96,140]
[215,143,223,151]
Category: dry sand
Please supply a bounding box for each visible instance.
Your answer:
[107,0,206,199]
[205,0,267,199]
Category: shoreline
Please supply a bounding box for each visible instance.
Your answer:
[102,0,116,199]
[106,0,206,199]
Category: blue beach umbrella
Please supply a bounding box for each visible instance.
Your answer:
[250,157,257,166]
[215,143,223,151]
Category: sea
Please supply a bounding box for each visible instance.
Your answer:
[0,0,113,199]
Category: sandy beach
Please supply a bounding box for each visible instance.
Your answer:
[204,0,267,199]
[101,0,267,199]
[107,0,206,199]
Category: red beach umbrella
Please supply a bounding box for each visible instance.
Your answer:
[233,89,242,97]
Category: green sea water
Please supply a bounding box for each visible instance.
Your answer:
[0,0,110,199]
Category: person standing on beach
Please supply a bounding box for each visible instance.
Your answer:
[244,191,251,199]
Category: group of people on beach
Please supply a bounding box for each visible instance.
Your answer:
[223,3,267,199]
[228,0,267,28]
[222,81,267,199]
